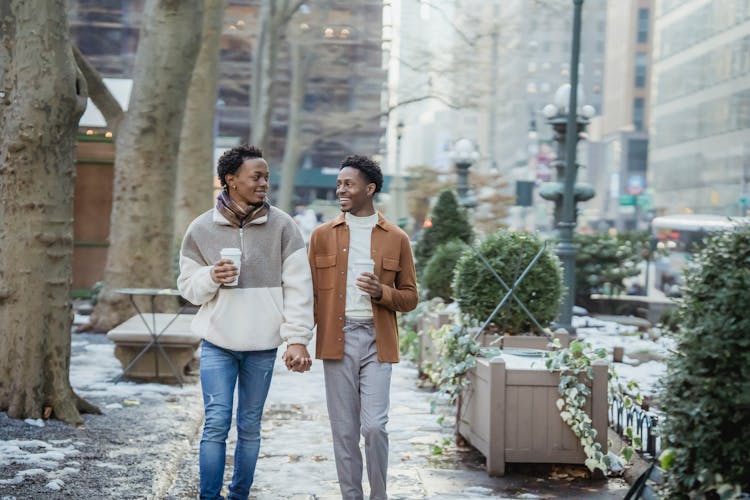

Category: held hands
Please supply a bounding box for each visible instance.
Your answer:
[210,258,238,285]
[283,344,312,373]
[356,272,383,300]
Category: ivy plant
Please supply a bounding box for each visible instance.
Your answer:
[545,339,644,474]
[422,315,482,404]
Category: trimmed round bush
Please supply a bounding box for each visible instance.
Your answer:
[453,230,562,334]
[659,225,750,497]
[422,239,467,301]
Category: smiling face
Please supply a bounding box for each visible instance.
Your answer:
[225,158,269,208]
[336,166,375,216]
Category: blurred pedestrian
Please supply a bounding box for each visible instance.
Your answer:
[294,205,319,245]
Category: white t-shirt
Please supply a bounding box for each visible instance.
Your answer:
[344,212,378,318]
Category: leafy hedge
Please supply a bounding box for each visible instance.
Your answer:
[574,231,646,301]
[422,239,466,301]
[659,225,750,497]
[453,230,562,334]
[414,190,473,277]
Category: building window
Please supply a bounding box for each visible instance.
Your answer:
[635,53,648,88]
[633,97,645,131]
[637,8,649,43]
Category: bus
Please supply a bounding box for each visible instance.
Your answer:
[651,214,749,296]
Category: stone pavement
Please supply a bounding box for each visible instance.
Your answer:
[162,339,629,499]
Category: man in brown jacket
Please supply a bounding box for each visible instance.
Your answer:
[307,155,418,500]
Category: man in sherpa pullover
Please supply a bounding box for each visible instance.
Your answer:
[177,145,313,500]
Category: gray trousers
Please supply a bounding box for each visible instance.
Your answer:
[324,318,392,500]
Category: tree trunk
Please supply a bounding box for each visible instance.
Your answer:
[89,0,204,332]
[73,46,125,136]
[250,0,274,152]
[250,0,305,152]
[0,0,99,424]
[174,0,226,242]
[277,42,314,214]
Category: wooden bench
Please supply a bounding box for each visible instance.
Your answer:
[107,313,201,383]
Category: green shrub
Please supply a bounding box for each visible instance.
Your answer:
[414,190,473,277]
[398,298,442,361]
[422,239,467,301]
[659,225,750,497]
[574,232,645,301]
[657,305,681,333]
[453,230,562,334]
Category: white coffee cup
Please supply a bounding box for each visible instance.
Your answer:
[353,259,375,296]
[220,247,242,286]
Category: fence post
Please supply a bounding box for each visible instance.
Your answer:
[592,360,608,451]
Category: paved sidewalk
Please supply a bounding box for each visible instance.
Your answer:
[0,333,629,499]
[164,340,629,499]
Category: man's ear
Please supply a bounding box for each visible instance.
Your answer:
[368,183,376,197]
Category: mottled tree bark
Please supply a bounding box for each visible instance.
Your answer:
[174,0,226,242]
[89,0,204,331]
[0,0,99,424]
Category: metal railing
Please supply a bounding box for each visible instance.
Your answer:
[609,393,662,459]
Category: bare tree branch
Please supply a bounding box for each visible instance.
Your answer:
[278,0,307,25]
[72,45,124,134]
[420,0,479,47]
[310,94,464,144]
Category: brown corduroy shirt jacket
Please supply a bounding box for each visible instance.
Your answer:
[308,212,418,362]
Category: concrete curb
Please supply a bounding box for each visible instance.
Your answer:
[149,381,205,500]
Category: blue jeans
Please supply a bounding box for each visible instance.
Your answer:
[199,340,277,500]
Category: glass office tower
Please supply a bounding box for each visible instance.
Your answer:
[649,0,750,216]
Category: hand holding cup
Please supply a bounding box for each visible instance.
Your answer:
[354,259,381,298]
[212,248,241,285]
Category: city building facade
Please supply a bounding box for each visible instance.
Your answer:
[587,0,654,232]
[388,0,607,232]
[67,0,386,205]
[649,0,750,216]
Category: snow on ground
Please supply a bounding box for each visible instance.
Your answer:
[2,309,672,492]
[69,334,192,402]
[1,327,195,492]
[0,439,81,491]
[573,315,674,398]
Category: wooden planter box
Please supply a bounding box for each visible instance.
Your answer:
[476,330,570,350]
[458,352,608,476]
[501,330,570,349]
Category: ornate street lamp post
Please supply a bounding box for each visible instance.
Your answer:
[391,120,408,226]
[538,0,595,335]
[449,138,479,208]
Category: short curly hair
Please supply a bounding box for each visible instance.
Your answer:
[217,145,264,189]
[340,155,383,193]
